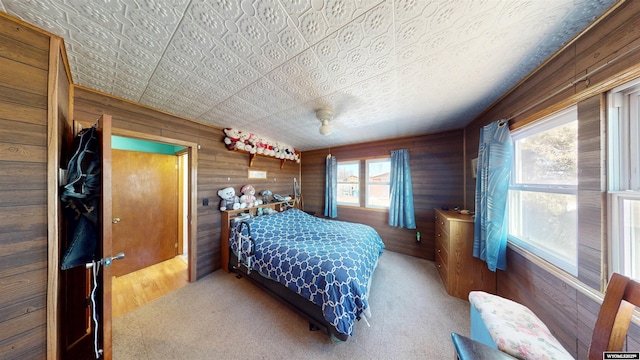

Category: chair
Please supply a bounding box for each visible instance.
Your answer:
[451,272,640,360]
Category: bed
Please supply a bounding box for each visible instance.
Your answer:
[226,208,385,341]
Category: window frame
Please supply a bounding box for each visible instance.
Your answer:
[607,78,640,280]
[336,160,360,207]
[365,158,391,209]
[507,105,579,276]
[608,192,640,277]
[336,156,391,210]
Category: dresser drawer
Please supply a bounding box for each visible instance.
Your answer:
[435,233,448,283]
[434,212,450,235]
[435,250,448,283]
[435,224,449,248]
[435,235,449,268]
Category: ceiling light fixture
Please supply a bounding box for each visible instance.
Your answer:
[316,108,334,136]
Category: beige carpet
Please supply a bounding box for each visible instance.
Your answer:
[113,250,470,359]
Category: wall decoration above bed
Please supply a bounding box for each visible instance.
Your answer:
[247,169,267,180]
[223,128,300,168]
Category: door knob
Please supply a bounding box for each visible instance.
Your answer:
[112,217,121,224]
[103,253,125,267]
[85,253,125,268]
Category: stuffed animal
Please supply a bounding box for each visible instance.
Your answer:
[217,187,240,211]
[222,128,300,163]
[223,128,241,150]
[240,184,262,208]
[260,189,272,203]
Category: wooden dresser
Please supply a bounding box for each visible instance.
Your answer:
[434,208,496,300]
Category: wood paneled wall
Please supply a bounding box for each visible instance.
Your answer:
[301,131,464,260]
[0,14,50,360]
[72,87,300,278]
[51,39,72,360]
[463,0,640,357]
[2,0,638,357]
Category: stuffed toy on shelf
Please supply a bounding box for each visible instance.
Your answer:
[240,184,263,208]
[217,187,240,211]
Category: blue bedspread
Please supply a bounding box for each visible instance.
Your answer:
[230,208,385,337]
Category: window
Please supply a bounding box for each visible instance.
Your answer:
[337,158,390,209]
[608,79,640,280]
[337,161,360,206]
[508,106,578,275]
[366,158,391,208]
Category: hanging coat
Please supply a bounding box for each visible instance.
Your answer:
[60,126,101,270]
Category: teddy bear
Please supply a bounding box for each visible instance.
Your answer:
[240,184,262,208]
[223,128,241,150]
[255,137,266,154]
[217,187,240,211]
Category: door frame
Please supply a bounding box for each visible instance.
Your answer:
[111,128,198,282]
[48,124,198,359]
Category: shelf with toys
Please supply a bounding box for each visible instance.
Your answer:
[222,128,300,169]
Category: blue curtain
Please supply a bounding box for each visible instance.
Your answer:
[324,155,338,218]
[389,149,416,229]
[473,119,512,271]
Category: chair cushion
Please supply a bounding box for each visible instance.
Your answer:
[469,291,574,360]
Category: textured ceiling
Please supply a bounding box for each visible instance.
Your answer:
[1,0,616,151]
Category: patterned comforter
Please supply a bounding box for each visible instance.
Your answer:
[230,208,385,337]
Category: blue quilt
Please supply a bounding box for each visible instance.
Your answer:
[230,208,385,337]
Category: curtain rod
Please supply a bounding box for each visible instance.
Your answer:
[506,41,640,123]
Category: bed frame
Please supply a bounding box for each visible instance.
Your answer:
[220,203,349,341]
[220,201,287,273]
[229,251,349,341]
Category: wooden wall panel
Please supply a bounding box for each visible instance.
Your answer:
[1,308,46,359]
[0,13,50,360]
[0,0,636,357]
[576,291,600,359]
[301,131,464,260]
[465,0,640,356]
[493,47,578,120]
[576,95,605,290]
[72,86,301,278]
[575,1,640,87]
[50,43,71,360]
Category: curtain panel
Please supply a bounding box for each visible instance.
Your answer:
[324,155,338,218]
[389,149,416,229]
[473,119,512,271]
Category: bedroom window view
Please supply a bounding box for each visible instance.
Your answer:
[508,106,578,275]
[337,161,360,206]
[337,158,391,208]
[366,158,391,208]
[608,79,640,281]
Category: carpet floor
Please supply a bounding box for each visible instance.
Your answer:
[113,250,470,359]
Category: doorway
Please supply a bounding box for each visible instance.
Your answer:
[55,118,198,359]
[110,136,191,316]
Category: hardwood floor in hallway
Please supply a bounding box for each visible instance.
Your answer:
[112,255,189,318]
